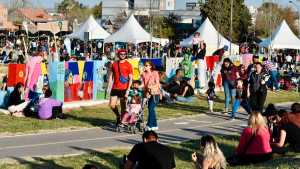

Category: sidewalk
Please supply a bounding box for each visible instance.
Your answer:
[0,103,292,160]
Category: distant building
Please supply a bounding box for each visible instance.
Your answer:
[0,4,17,31]
[102,0,200,23]
[9,8,68,34]
[102,0,129,19]
[102,0,200,19]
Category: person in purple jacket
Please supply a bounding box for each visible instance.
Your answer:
[38,88,63,120]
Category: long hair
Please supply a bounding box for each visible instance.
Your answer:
[144,61,155,71]
[200,135,227,169]
[221,58,233,69]
[14,82,24,91]
[248,112,267,134]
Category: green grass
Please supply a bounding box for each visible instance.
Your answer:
[0,90,298,134]
[1,135,299,169]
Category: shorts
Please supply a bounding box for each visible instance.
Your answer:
[110,89,127,98]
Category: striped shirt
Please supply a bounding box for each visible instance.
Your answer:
[263,60,277,72]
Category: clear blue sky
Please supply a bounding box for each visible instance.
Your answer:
[0,0,294,9]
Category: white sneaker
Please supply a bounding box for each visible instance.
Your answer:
[151,127,159,131]
[145,126,151,131]
[223,108,228,114]
[145,126,159,131]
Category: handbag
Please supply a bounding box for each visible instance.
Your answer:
[149,85,161,96]
[118,62,129,84]
[148,72,161,96]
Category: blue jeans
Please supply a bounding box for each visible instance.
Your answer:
[231,99,252,118]
[147,95,160,128]
[223,81,236,109]
[176,96,194,102]
[267,70,279,90]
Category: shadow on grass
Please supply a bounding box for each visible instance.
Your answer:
[64,113,116,130]
[196,94,226,104]
[11,157,72,169]
[159,102,223,116]
[69,146,123,169]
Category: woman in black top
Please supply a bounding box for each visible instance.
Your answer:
[7,82,28,117]
[248,63,269,112]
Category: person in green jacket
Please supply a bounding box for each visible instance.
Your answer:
[180,53,193,80]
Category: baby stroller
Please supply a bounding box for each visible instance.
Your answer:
[117,97,148,134]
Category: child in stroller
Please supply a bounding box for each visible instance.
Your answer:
[118,80,145,133]
[121,95,141,125]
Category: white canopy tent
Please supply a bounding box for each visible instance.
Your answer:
[68,15,110,40]
[259,20,300,49]
[104,14,161,44]
[180,18,239,55]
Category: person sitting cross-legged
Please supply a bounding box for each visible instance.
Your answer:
[38,88,63,120]
[228,112,272,166]
[124,131,176,169]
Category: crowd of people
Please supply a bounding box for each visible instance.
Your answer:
[0,30,299,169]
[115,103,300,169]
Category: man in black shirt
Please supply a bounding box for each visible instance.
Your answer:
[124,131,176,169]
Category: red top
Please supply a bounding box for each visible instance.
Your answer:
[236,127,272,155]
[141,70,160,89]
[111,60,132,90]
[205,55,220,72]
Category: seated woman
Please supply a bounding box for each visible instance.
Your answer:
[175,80,195,102]
[38,89,63,120]
[192,135,227,169]
[7,82,29,117]
[164,69,182,95]
[229,112,272,165]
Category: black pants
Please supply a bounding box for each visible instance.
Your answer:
[228,153,272,166]
[250,90,267,112]
[192,45,198,56]
[239,153,272,164]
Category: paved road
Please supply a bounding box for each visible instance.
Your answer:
[0,103,291,160]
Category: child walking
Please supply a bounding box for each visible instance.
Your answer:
[230,79,251,120]
[206,79,216,113]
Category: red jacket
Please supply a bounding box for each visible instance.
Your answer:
[236,127,272,155]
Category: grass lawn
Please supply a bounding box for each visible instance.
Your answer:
[0,90,298,134]
[0,135,299,169]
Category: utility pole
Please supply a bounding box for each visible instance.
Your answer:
[150,0,153,58]
[230,0,233,55]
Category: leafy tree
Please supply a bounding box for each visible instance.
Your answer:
[57,0,93,24]
[255,2,298,38]
[93,2,102,19]
[140,13,179,38]
[200,0,252,43]
[8,0,31,14]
